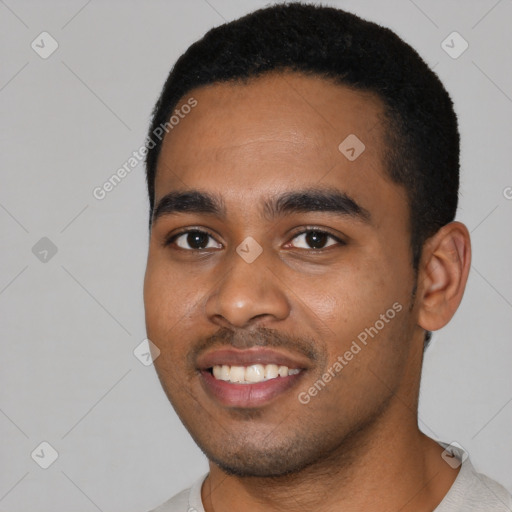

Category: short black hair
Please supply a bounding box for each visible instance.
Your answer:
[145,2,460,346]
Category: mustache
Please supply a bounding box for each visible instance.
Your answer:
[189,326,322,365]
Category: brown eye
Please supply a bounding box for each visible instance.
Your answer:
[289,230,342,250]
[169,230,222,250]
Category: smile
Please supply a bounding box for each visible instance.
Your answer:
[196,347,310,407]
[211,363,302,384]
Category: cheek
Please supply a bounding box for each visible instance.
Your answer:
[143,252,213,373]
[301,305,410,425]
[144,255,187,339]
[296,260,399,328]
[143,265,192,390]
[144,245,198,301]
[144,263,166,327]
[295,255,411,367]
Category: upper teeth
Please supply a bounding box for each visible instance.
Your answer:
[212,364,301,384]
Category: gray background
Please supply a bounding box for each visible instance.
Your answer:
[0,0,511,511]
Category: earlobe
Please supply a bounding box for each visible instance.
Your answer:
[417,221,471,332]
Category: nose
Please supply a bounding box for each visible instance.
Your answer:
[205,245,290,329]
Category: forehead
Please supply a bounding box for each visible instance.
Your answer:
[154,71,404,218]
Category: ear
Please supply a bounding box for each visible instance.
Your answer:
[417,221,471,332]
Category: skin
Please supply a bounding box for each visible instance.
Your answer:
[143,71,471,512]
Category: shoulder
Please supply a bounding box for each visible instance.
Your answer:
[145,473,208,512]
[147,488,190,512]
[436,454,512,511]
[462,470,512,510]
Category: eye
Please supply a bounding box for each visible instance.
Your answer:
[287,229,343,250]
[165,227,344,252]
[167,229,222,250]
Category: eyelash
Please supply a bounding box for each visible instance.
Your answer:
[164,227,346,252]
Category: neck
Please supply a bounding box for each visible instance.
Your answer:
[201,401,460,512]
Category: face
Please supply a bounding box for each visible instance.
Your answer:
[144,71,421,477]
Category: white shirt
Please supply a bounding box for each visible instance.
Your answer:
[147,443,512,511]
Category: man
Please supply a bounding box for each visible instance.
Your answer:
[142,3,512,511]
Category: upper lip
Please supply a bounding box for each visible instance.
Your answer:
[196,347,311,370]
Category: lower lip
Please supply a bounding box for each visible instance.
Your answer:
[200,370,305,408]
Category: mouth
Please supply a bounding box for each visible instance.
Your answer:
[210,363,301,383]
[196,348,309,408]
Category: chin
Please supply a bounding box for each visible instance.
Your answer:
[210,454,312,478]
[199,438,325,478]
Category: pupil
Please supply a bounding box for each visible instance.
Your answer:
[306,231,327,249]
[188,231,208,249]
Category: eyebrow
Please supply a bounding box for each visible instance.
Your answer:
[152,186,371,225]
